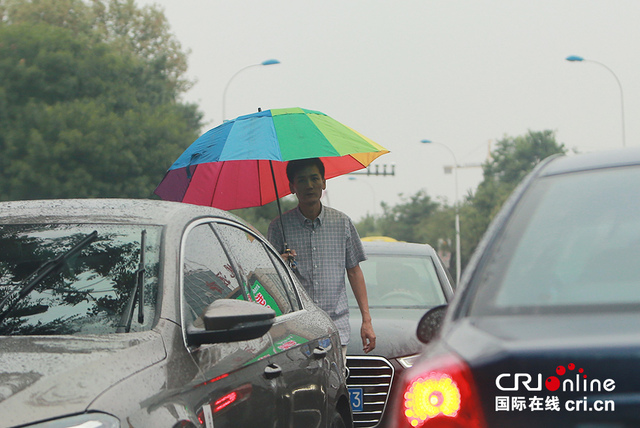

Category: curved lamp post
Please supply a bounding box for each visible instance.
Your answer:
[566,55,626,147]
[222,59,280,122]
[420,139,461,285]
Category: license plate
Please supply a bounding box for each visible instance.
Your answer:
[349,387,364,412]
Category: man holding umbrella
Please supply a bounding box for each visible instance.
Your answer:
[268,158,376,360]
[155,107,387,355]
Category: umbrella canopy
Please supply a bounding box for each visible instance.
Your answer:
[154,107,389,210]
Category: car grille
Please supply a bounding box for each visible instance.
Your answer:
[346,355,395,428]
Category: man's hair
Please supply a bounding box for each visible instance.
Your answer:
[286,158,325,183]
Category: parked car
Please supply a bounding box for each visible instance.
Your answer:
[0,199,351,428]
[389,147,640,428]
[346,240,455,427]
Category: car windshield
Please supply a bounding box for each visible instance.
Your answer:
[348,254,447,307]
[0,223,161,335]
[470,165,640,315]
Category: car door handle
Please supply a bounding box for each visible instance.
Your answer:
[264,363,282,379]
[313,346,328,359]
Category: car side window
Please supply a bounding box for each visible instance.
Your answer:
[213,223,299,315]
[182,222,245,326]
[265,249,302,312]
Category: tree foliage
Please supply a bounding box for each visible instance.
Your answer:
[365,190,439,242]
[1,0,189,93]
[484,129,566,186]
[0,0,201,201]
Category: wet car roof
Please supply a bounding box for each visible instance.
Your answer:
[0,199,240,226]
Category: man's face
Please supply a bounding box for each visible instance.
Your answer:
[289,165,326,205]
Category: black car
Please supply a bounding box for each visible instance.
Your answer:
[0,199,351,428]
[346,240,455,427]
[389,147,640,428]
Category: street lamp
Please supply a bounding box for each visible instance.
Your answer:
[222,59,280,122]
[566,55,626,147]
[420,139,461,285]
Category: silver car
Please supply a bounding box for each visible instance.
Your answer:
[0,199,351,428]
[345,240,455,427]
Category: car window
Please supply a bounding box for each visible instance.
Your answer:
[213,223,298,316]
[470,165,640,315]
[182,222,245,326]
[348,254,447,307]
[0,224,161,335]
[265,248,302,312]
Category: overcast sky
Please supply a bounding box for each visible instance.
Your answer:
[138,0,640,221]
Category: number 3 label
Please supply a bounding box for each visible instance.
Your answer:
[349,388,363,412]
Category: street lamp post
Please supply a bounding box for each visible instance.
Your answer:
[348,176,377,215]
[566,55,626,147]
[222,59,280,122]
[420,139,461,285]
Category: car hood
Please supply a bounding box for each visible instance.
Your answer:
[0,332,166,427]
[347,307,428,358]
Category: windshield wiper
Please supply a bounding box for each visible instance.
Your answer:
[117,230,146,333]
[0,230,98,324]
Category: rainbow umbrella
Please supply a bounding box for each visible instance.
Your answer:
[154,107,389,210]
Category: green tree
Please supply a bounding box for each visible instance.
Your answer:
[374,190,439,242]
[354,213,382,239]
[0,0,201,200]
[1,0,189,94]
[483,129,566,186]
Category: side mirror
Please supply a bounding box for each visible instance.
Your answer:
[187,299,275,346]
[416,304,447,344]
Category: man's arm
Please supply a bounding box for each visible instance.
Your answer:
[347,264,376,353]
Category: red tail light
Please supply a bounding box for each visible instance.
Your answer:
[394,352,486,428]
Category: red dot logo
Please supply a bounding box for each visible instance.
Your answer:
[568,363,575,370]
[545,376,561,391]
[556,366,566,376]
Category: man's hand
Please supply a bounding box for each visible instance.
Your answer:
[361,319,376,353]
[279,248,297,267]
[348,264,376,353]
[279,248,297,262]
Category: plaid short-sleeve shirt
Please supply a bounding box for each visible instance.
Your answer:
[267,205,366,345]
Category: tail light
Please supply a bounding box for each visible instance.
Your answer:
[393,352,486,428]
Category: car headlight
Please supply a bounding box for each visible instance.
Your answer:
[397,354,420,369]
[25,413,119,428]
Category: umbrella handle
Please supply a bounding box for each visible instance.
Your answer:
[269,160,298,272]
[284,247,297,271]
[269,160,294,265]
